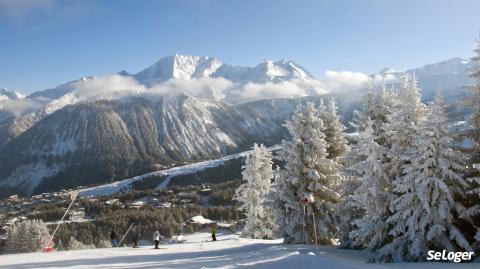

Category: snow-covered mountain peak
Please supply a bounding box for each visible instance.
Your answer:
[412,57,471,76]
[253,60,288,80]
[134,54,316,86]
[0,88,25,100]
[245,59,313,83]
[134,54,223,86]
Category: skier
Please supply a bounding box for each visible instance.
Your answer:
[153,230,161,249]
[210,223,217,241]
[132,232,140,248]
[110,230,118,247]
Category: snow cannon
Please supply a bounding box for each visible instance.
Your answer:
[42,245,53,252]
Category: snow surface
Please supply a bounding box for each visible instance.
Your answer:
[0,232,477,269]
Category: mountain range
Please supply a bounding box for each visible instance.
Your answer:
[0,54,473,198]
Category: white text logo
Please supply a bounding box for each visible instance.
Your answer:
[426,250,475,263]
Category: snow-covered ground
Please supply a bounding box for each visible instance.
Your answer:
[0,232,477,269]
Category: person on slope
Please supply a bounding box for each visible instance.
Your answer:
[110,230,118,247]
[133,232,140,248]
[210,223,217,241]
[153,231,161,249]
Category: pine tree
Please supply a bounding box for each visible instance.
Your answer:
[67,236,92,250]
[29,219,51,252]
[355,73,427,261]
[379,96,472,261]
[350,79,396,144]
[56,239,65,251]
[387,73,428,179]
[6,220,51,254]
[275,102,343,244]
[341,81,396,249]
[334,174,362,249]
[6,222,19,254]
[319,98,349,161]
[462,35,480,245]
[234,143,276,239]
[350,118,392,256]
[269,164,298,241]
[462,34,480,146]
[318,98,351,247]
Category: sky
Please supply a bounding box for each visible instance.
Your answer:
[1,0,480,94]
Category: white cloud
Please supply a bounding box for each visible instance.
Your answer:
[0,97,44,117]
[74,75,326,103]
[228,79,328,103]
[73,75,146,99]
[1,69,388,117]
[0,0,56,20]
[323,70,369,91]
[149,77,234,101]
[322,70,397,92]
[46,74,330,105]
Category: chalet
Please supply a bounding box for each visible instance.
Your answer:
[69,210,85,221]
[129,200,146,209]
[105,199,121,207]
[8,195,18,202]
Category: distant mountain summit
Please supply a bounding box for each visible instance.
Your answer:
[135,54,223,86]
[377,57,471,102]
[0,88,25,101]
[134,54,315,85]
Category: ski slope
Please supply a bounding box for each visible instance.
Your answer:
[79,147,280,198]
[77,151,248,197]
[0,232,477,269]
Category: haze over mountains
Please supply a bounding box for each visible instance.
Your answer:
[0,54,472,198]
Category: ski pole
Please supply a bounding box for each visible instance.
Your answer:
[312,211,318,249]
[117,222,135,247]
[302,206,306,244]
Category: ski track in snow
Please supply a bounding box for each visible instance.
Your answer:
[79,146,280,198]
[0,232,477,269]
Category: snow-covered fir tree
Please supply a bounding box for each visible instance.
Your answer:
[67,236,93,250]
[379,96,472,261]
[350,80,395,141]
[56,239,65,251]
[318,99,349,161]
[333,173,362,249]
[234,143,276,239]
[275,102,343,244]
[339,81,396,249]
[386,73,428,179]
[462,35,480,245]
[350,118,392,256]
[462,34,480,146]
[371,83,396,147]
[353,73,427,261]
[6,221,23,254]
[347,80,396,181]
[6,220,51,254]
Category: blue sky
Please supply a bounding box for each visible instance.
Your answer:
[1,0,480,93]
